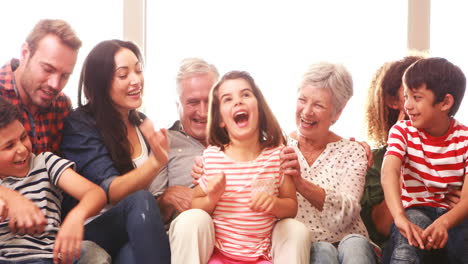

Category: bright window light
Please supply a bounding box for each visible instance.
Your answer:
[431,1,468,124]
[146,0,407,139]
[0,0,123,107]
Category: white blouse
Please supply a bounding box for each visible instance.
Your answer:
[288,137,369,243]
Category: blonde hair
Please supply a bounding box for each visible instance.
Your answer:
[26,19,81,56]
[364,62,393,147]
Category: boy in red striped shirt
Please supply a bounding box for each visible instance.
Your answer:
[382,57,468,264]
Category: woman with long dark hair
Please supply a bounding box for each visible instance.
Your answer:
[60,40,170,263]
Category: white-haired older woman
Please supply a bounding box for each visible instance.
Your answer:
[281,62,377,264]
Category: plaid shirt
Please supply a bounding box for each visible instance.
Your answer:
[0,59,72,154]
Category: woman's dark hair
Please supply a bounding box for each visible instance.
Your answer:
[78,39,144,174]
[381,56,422,131]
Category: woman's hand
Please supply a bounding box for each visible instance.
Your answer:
[140,119,170,166]
[349,138,373,168]
[54,211,85,264]
[443,188,462,209]
[279,147,301,179]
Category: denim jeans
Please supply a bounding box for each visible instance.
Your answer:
[0,260,53,264]
[310,234,376,264]
[389,206,468,264]
[84,190,170,264]
[77,240,111,264]
[0,240,109,264]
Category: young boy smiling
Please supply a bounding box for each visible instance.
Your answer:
[382,57,468,263]
[0,97,106,263]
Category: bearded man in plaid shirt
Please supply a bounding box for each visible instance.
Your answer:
[0,19,81,154]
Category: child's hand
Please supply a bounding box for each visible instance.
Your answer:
[54,212,85,264]
[191,156,204,185]
[422,218,449,250]
[206,173,225,202]
[0,198,8,221]
[250,192,277,214]
[394,214,425,249]
[8,194,47,235]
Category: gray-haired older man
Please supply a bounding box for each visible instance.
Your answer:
[159,58,312,264]
[149,57,218,222]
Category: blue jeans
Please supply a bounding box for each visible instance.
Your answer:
[310,234,376,264]
[84,190,170,264]
[0,260,53,264]
[77,240,111,264]
[389,206,468,264]
[0,241,109,264]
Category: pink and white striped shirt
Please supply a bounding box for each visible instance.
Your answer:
[386,119,468,209]
[198,145,283,262]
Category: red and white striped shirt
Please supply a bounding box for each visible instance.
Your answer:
[386,119,468,209]
[198,145,283,262]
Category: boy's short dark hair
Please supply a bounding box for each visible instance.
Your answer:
[404,57,466,116]
[0,97,21,129]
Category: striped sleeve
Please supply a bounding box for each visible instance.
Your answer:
[200,146,282,261]
[41,152,76,185]
[198,151,210,194]
[389,119,468,209]
[386,121,408,161]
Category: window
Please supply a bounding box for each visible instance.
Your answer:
[146,0,407,139]
[431,1,468,124]
[0,0,123,107]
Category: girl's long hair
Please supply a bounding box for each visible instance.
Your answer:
[207,71,285,150]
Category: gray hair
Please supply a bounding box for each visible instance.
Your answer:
[176,57,219,98]
[299,62,353,113]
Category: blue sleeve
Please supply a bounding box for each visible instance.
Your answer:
[60,110,119,198]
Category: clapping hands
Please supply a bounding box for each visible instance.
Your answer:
[206,172,226,203]
[139,119,169,166]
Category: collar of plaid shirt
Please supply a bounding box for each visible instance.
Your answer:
[0,58,72,154]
